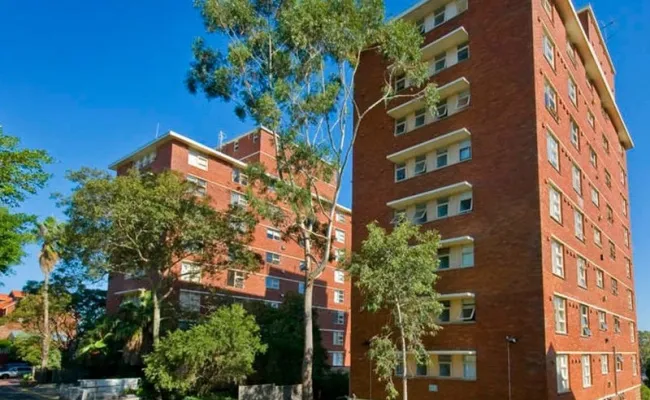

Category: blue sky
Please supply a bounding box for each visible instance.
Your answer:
[1,1,648,327]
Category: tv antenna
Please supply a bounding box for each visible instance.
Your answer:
[218,130,227,149]
[155,122,160,138]
[600,19,617,42]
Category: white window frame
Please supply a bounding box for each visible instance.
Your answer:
[547,132,559,169]
[549,186,562,222]
[582,355,592,388]
[433,6,446,27]
[188,150,209,170]
[457,90,471,109]
[596,269,604,288]
[334,290,345,304]
[335,229,346,243]
[545,81,557,114]
[572,164,582,195]
[414,155,427,175]
[266,228,281,241]
[180,261,202,283]
[459,298,476,321]
[179,290,201,313]
[436,148,449,168]
[395,118,407,136]
[395,163,407,182]
[591,186,600,207]
[298,282,305,294]
[437,197,449,218]
[580,304,590,337]
[574,210,584,241]
[334,270,345,284]
[627,290,634,310]
[265,252,281,265]
[598,310,607,331]
[594,228,602,247]
[632,355,638,376]
[335,311,345,325]
[336,212,346,223]
[457,42,470,62]
[551,240,564,277]
[433,52,447,73]
[556,354,570,393]
[436,101,448,120]
[461,245,474,268]
[543,33,555,67]
[463,355,477,380]
[459,140,472,161]
[630,322,636,343]
[414,108,427,128]
[330,351,344,367]
[568,77,578,106]
[570,120,580,149]
[615,355,623,372]
[458,192,473,214]
[332,331,344,346]
[601,354,609,374]
[395,75,407,92]
[414,203,428,224]
[227,269,246,289]
[265,276,280,290]
[554,296,567,334]
[577,257,587,288]
[232,168,248,185]
[187,175,207,196]
[231,191,248,207]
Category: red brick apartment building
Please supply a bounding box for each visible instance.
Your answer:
[106,127,352,368]
[0,290,24,317]
[351,0,639,398]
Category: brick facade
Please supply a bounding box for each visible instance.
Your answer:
[106,127,352,368]
[351,0,638,399]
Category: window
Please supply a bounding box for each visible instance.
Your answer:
[231,191,247,207]
[611,278,618,296]
[615,355,623,372]
[582,355,592,388]
[416,361,428,377]
[554,296,567,334]
[227,270,245,289]
[395,163,407,181]
[606,204,614,223]
[547,132,559,169]
[589,146,598,167]
[416,19,425,35]
[395,75,406,92]
[334,270,345,284]
[414,155,427,175]
[436,148,449,168]
[574,210,584,240]
[593,228,602,247]
[459,140,472,161]
[298,282,305,294]
[614,316,621,333]
[624,227,630,248]
[266,228,281,241]
[334,249,345,263]
[620,169,627,187]
[598,311,607,331]
[335,229,346,243]
[188,150,208,170]
[590,186,600,207]
[335,311,345,325]
[457,90,471,109]
[549,186,562,222]
[414,108,426,128]
[633,355,638,376]
[580,304,590,336]
[596,269,604,288]
[439,300,451,322]
[609,240,616,260]
[630,322,636,343]
[551,240,564,277]
[395,118,407,135]
[543,33,555,67]
[566,40,577,63]
[572,164,582,195]
[391,210,406,225]
[622,197,628,217]
[265,276,280,289]
[556,355,570,393]
[414,203,428,225]
[233,140,239,151]
[438,355,452,377]
[461,245,474,267]
[577,258,587,288]
[436,101,448,119]
[180,262,201,283]
[334,290,345,304]
[438,248,450,270]
[331,352,344,367]
[542,0,554,18]
[186,175,207,196]
[603,134,610,154]
[625,258,632,279]
[232,168,248,185]
[460,299,476,321]
[433,6,446,27]
[336,212,346,223]
[179,290,201,313]
[333,331,344,346]
[252,133,259,143]
[570,120,580,149]
[605,169,612,188]
[457,42,470,62]
[434,52,447,73]
[463,355,477,380]
[588,111,595,128]
[134,152,156,170]
[456,0,469,13]
[437,197,449,218]
[627,290,634,310]
[265,252,281,265]
[568,78,578,106]
[601,355,609,374]
[459,193,473,214]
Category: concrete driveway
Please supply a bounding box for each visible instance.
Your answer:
[0,380,59,399]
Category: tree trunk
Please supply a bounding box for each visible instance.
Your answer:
[396,302,408,400]
[152,290,161,346]
[302,278,314,400]
[41,275,50,371]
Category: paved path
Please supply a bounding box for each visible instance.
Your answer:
[0,381,59,399]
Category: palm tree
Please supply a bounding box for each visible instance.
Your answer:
[37,217,61,371]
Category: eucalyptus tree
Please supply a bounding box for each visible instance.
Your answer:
[187,1,439,397]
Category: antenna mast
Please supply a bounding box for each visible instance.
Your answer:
[218,130,226,149]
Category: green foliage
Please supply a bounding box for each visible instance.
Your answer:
[0,208,34,276]
[639,331,650,373]
[144,304,266,397]
[247,293,329,385]
[642,385,650,400]
[0,126,52,208]
[59,168,260,343]
[14,335,61,369]
[347,221,442,400]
